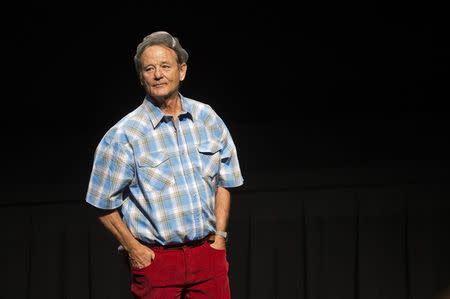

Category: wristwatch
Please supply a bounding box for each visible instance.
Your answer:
[215,230,228,241]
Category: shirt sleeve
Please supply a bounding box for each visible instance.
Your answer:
[215,118,244,188]
[85,131,135,209]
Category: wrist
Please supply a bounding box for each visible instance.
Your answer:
[126,239,144,254]
[215,230,228,242]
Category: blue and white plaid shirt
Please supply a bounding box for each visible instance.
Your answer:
[86,94,244,245]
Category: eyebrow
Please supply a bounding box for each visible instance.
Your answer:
[143,60,173,68]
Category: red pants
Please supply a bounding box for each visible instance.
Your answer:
[130,241,230,299]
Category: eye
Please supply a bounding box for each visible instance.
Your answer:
[145,66,155,72]
[162,64,171,69]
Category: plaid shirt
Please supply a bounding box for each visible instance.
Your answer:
[86,95,244,245]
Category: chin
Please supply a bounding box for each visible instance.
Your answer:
[153,89,177,99]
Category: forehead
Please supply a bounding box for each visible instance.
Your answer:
[141,44,178,64]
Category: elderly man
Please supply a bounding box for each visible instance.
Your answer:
[85,31,244,299]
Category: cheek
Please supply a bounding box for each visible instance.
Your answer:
[141,75,154,86]
[139,74,146,84]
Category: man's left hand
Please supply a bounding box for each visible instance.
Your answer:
[210,236,226,250]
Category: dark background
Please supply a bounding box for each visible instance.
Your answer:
[3,0,449,188]
[2,1,449,298]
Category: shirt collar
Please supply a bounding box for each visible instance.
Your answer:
[143,94,193,128]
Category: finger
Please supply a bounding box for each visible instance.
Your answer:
[149,249,156,260]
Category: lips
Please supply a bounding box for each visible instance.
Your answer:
[153,83,167,87]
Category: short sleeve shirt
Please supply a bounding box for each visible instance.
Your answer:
[85,95,244,245]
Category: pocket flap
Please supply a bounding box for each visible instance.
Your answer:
[137,151,170,167]
[197,141,222,155]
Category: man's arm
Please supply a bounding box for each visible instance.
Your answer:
[97,209,155,269]
[212,186,231,249]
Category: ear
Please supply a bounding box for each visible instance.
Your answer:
[179,63,187,81]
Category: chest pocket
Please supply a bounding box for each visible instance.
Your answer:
[136,151,174,191]
[197,141,222,179]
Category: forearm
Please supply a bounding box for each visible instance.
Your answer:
[215,186,231,232]
[97,209,141,253]
[97,209,155,268]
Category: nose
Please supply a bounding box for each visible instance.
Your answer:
[154,67,163,79]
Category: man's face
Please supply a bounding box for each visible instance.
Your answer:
[139,45,187,101]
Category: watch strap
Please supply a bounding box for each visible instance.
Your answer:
[215,230,228,240]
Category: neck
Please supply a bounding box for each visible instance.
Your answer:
[154,94,181,117]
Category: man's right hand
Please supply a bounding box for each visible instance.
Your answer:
[128,243,155,270]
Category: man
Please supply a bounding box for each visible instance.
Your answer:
[85,31,244,298]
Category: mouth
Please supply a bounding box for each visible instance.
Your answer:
[153,83,167,88]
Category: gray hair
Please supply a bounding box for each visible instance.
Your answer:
[134,31,189,74]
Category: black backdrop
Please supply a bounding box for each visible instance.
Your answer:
[1,1,449,298]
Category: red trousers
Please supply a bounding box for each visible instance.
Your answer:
[130,241,230,299]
